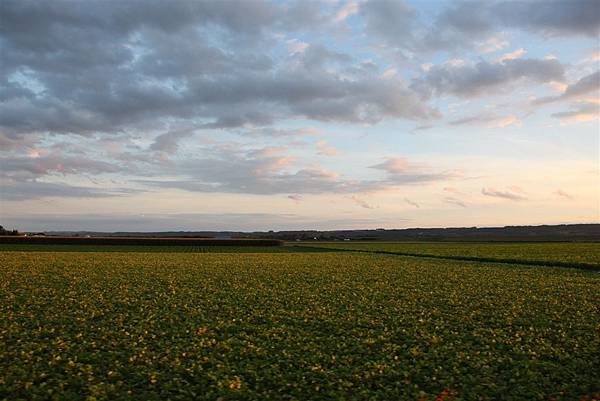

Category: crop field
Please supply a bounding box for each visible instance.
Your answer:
[303,242,600,270]
[1,249,599,401]
[0,244,331,254]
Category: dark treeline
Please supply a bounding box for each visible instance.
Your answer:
[35,224,600,242]
[0,225,19,236]
[0,236,283,247]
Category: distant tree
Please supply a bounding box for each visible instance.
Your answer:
[0,225,20,236]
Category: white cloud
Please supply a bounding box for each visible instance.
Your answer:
[497,48,526,62]
[287,39,309,55]
[316,140,340,156]
[333,1,359,23]
[487,115,521,128]
[477,35,510,54]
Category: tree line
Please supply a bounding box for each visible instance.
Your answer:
[0,225,20,236]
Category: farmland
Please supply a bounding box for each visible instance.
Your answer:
[1,248,599,400]
[0,244,329,254]
[304,242,600,270]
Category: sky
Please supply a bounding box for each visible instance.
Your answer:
[0,0,599,232]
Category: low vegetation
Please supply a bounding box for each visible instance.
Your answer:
[304,242,600,270]
[1,250,598,400]
[0,236,283,247]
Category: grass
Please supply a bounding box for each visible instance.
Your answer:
[1,250,598,400]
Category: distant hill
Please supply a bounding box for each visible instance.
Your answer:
[40,224,600,242]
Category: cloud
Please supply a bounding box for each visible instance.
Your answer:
[370,157,413,174]
[350,196,376,209]
[370,157,457,185]
[422,0,599,52]
[535,71,600,104]
[229,127,323,138]
[316,140,340,156]
[360,0,417,49]
[0,181,140,201]
[287,39,309,55]
[450,113,521,128]
[444,196,467,208]
[553,189,574,199]
[0,154,121,181]
[443,187,462,195]
[534,71,600,122]
[481,187,527,201]
[551,102,600,122]
[492,0,600,38]
[333,1,359,23]
[498,48,527,62]
[138,145,344,195]
[1,0,440,146]
[137,149,454,197]
[1,0,590,209]
[0,132,40,152]
[412,58,565,98]
[580,47,600,64]
[411,124,434,133]
[404,198,420,208]
[350,0,599,55]
[150,128,196,154]
[477,35,510,54]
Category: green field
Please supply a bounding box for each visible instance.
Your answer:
[302,242,600,269]
[1,248,599,400]
[0,244,330,253]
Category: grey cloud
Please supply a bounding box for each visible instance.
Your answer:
[289,44,352,72]
[370,157,455,184]
[481,187,527,201]
[364,0,599,52]
[450,114,495,126]
[0,181,140,201]
[150,129,196,154]
[437,1,493,35]
[535,70,600,104]
[350,196,376,209]
[412,58,565,98]
[138,148,453,196]
[444,196,467,208]
[1,154,121,181]
[422,1,495,51]
[0,132,40,151]
[449,113,520,128]
[404,198,420,208]
[235,127,322,137]
[426,0,599,51]
[1,0,434,143]
[360,0,417,49]
[551,102,599,121]
[563,71,600,98]
[492,0,600,37]
[411,125,434,132]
